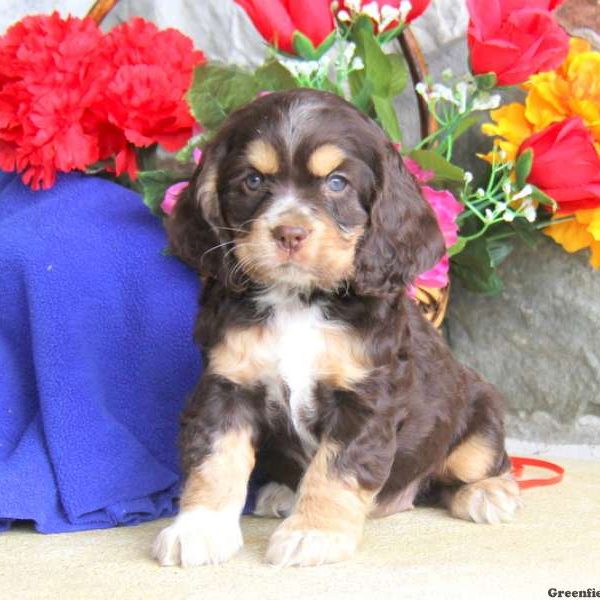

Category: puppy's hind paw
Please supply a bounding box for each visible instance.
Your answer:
[254,482,296,518]
[448,474,522,524]
[152,507,243,567]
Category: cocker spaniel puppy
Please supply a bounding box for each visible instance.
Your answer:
[152,89,520,568]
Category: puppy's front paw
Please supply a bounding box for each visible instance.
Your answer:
[449,475,522,524]
[152,507,242,567]
[265,516,358,567]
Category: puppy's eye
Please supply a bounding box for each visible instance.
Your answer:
[326,174,347,192]
[244,171,264,191]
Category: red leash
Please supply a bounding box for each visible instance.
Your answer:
[510,456,565,490]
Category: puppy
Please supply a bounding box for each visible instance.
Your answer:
[152,89,520,568]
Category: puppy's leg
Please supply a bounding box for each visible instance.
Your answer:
[265,441,378,567]
[152,376,258,567]
[438,381,521,524]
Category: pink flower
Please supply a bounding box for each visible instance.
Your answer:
[161,150,202,215]
[412,186,463,291]
[404,157,434,184]
[421,186,463,248]
[192,148,203,164]
[161,181,188,215]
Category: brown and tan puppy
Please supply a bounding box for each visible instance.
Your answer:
[152,89,520,568]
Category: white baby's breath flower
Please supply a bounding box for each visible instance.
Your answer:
[432,83,456,104]
[475,187,486,199]
[441,68,453,81]
[343,41,357,63]
[351,56,364,70]
[415,82,429,101]
[485,208,495,221]
[502,180,512,196]
[345,0,361,12]
[472,92,502,112]
[361,1,381,22]
[498,149,508,161]
[463,171,473,184]
[337,8,352,22]
[503,211,515,222]
[524,205,537,222]
[399,0,413,21]
[280,58,320,79]
[456,81,469,114]
[496,201,507,212]
[512,184,533,201]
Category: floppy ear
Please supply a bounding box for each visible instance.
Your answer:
[353,145,446,296]
[165,147,243,289]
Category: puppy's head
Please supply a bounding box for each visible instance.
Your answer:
[167,89,445,296]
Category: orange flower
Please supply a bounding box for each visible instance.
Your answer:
[524,39,600,145]
[544,208,600,268]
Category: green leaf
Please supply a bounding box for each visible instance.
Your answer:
[511,218,541,247]
[377,24,404,45]
[451,113,482,142]
[292,31,318,60]
[373,95,402,142]
[448,236,467,257]
[255,60,298,91]
[515,148,533,189]
[409,149,465,183]
[348,70,374,114]
[138,169,189,216]
[313,29,337,58]
[531,185,558,209]
[487,238,514,267]
[450,236,503,295]
[474,72,497,90]
[355,24,393,97]
[186,63,259,131]
[388,53,409,97]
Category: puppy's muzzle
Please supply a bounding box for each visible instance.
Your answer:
[271,225,311,255]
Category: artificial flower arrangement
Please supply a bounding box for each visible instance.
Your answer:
[1,0,599,299]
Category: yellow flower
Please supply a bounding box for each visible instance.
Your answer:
[544,208,600,269]
[481,103,532,163]
[525,38,600,143]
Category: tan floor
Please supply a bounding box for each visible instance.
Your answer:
[1,458,598,600]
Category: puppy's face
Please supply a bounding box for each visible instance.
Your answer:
[168,90,445,296]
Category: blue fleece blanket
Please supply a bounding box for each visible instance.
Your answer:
[0,172,207,533]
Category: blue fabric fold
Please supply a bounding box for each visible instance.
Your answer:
[0,172,203,533]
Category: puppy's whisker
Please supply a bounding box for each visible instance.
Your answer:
[200,240,236,260]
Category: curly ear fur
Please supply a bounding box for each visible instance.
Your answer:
[165,146,244,290]
[353,145,446,296]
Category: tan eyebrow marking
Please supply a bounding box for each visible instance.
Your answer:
[307,144,346,177]
[246,139,279,174]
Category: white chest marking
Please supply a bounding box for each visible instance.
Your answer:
[266,296,326,449]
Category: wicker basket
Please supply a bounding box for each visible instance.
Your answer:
[87,0,450,327]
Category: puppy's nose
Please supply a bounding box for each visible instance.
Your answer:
[272,225,310,253]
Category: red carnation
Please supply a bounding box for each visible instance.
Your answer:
[467,0,569,86]
[0,13,106,189]
[0,13,204,189]
[95,18,205,179]
[235,0,334,55]
[519,117,600,214]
